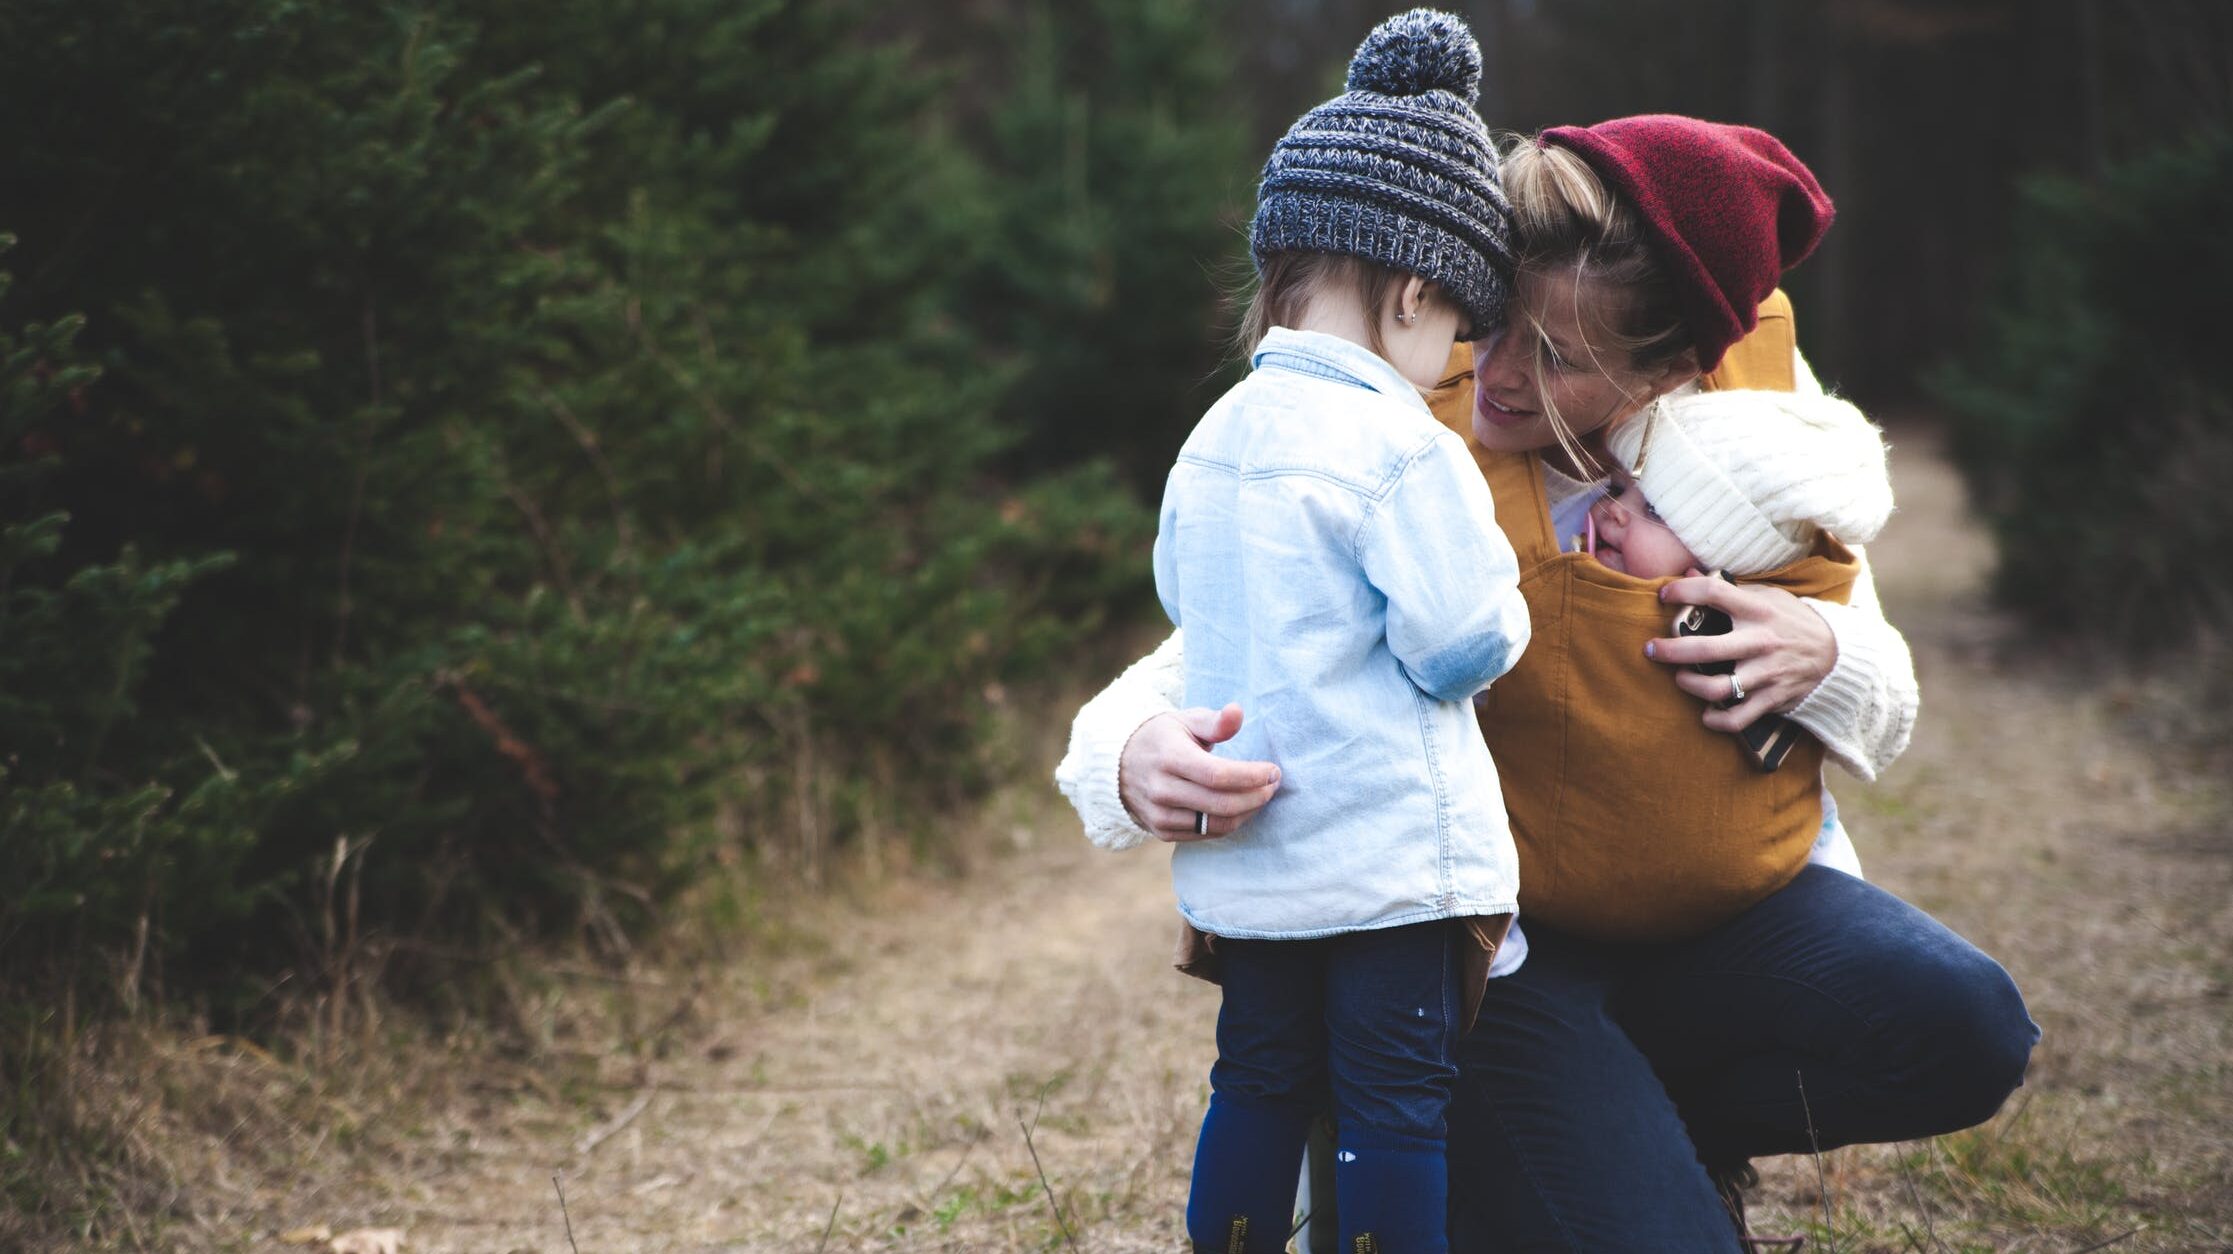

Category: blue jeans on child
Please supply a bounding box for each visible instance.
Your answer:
[1188,919,1458,1253]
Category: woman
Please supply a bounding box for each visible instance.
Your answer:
[1057,115,2038,1250]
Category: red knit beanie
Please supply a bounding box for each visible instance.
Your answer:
[1539,115,1833,372]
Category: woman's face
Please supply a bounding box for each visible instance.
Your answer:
[1469,271,1686,454]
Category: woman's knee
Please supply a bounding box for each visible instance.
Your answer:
[1899,941,2040,1130]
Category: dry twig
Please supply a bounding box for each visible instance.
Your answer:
[1020,1083,1081,1253]
[1797,1070,1833,1248]
[916,1134,981,1215]
[552,1174,581,1254]
[2067,1227,2145,1254]
[575,1088,655,1158]
[1893,1140,1947,1254]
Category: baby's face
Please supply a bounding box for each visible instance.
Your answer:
[1588,470,1700,578]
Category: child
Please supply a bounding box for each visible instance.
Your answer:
[1479,383,1892,943]
[1150,11,1527,1251]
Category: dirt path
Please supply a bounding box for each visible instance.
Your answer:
[237,766,1223,1250]
[222,428,2228,1252]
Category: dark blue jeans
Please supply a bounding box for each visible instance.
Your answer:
[1443,866,2039,1251]
[1191,919,1459,1252]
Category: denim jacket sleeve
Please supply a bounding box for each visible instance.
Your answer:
[1152,489,1182,629]
[1358,431,1531,703]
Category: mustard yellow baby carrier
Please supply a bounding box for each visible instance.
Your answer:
[1422,293,1861,941]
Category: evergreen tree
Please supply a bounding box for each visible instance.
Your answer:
[0,0,1168,1010]
[1933,131,2233,653]
[965,0,1255,492]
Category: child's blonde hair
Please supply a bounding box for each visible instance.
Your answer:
[1234,252,1455,363]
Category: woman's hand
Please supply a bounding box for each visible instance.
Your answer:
[1648,575,1838,732]
[1118,703,1282,842]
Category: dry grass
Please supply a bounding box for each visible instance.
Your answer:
[1734,422,2233,1253]
[6,424,2229,1252]
[3,678,1217,1252]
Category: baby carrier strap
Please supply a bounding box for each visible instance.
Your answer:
[1422,351,1564,571]
[1701,288,1798,393]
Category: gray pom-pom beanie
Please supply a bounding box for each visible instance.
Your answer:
[1251,8,1513,336]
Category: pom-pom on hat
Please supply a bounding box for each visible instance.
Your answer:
[1603,388,1892,575]
[1251,9,1513,336]
[1540,116,1833,372]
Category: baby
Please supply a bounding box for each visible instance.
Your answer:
[1477,382,1894,943]
[1583,465,1710,578]
[1587,386,1891,583]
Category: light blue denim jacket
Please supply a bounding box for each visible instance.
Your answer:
[1153,327,1531,939]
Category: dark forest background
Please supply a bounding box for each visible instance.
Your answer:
[1,0,2227,1043]
[1222,0,2233,405]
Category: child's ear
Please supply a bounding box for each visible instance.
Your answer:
[1394,274,1432,324]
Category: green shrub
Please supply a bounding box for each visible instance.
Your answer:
[967,0,1255,492]
[1933,131,2233,654]
[0,0,1240,1013]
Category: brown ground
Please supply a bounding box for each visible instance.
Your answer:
[31,427,2233,1251]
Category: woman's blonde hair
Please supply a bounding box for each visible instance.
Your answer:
[1499,138,1699,473]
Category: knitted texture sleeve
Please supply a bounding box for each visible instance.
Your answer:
[1779,348,1919,780]
[1054,630,1186,851]
[1791,547,1919,781]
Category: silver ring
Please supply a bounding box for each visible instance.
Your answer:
[1728,672,1746,704]
[1194,810,1209,837]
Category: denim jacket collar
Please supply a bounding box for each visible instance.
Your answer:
[1252,327,1431,416]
